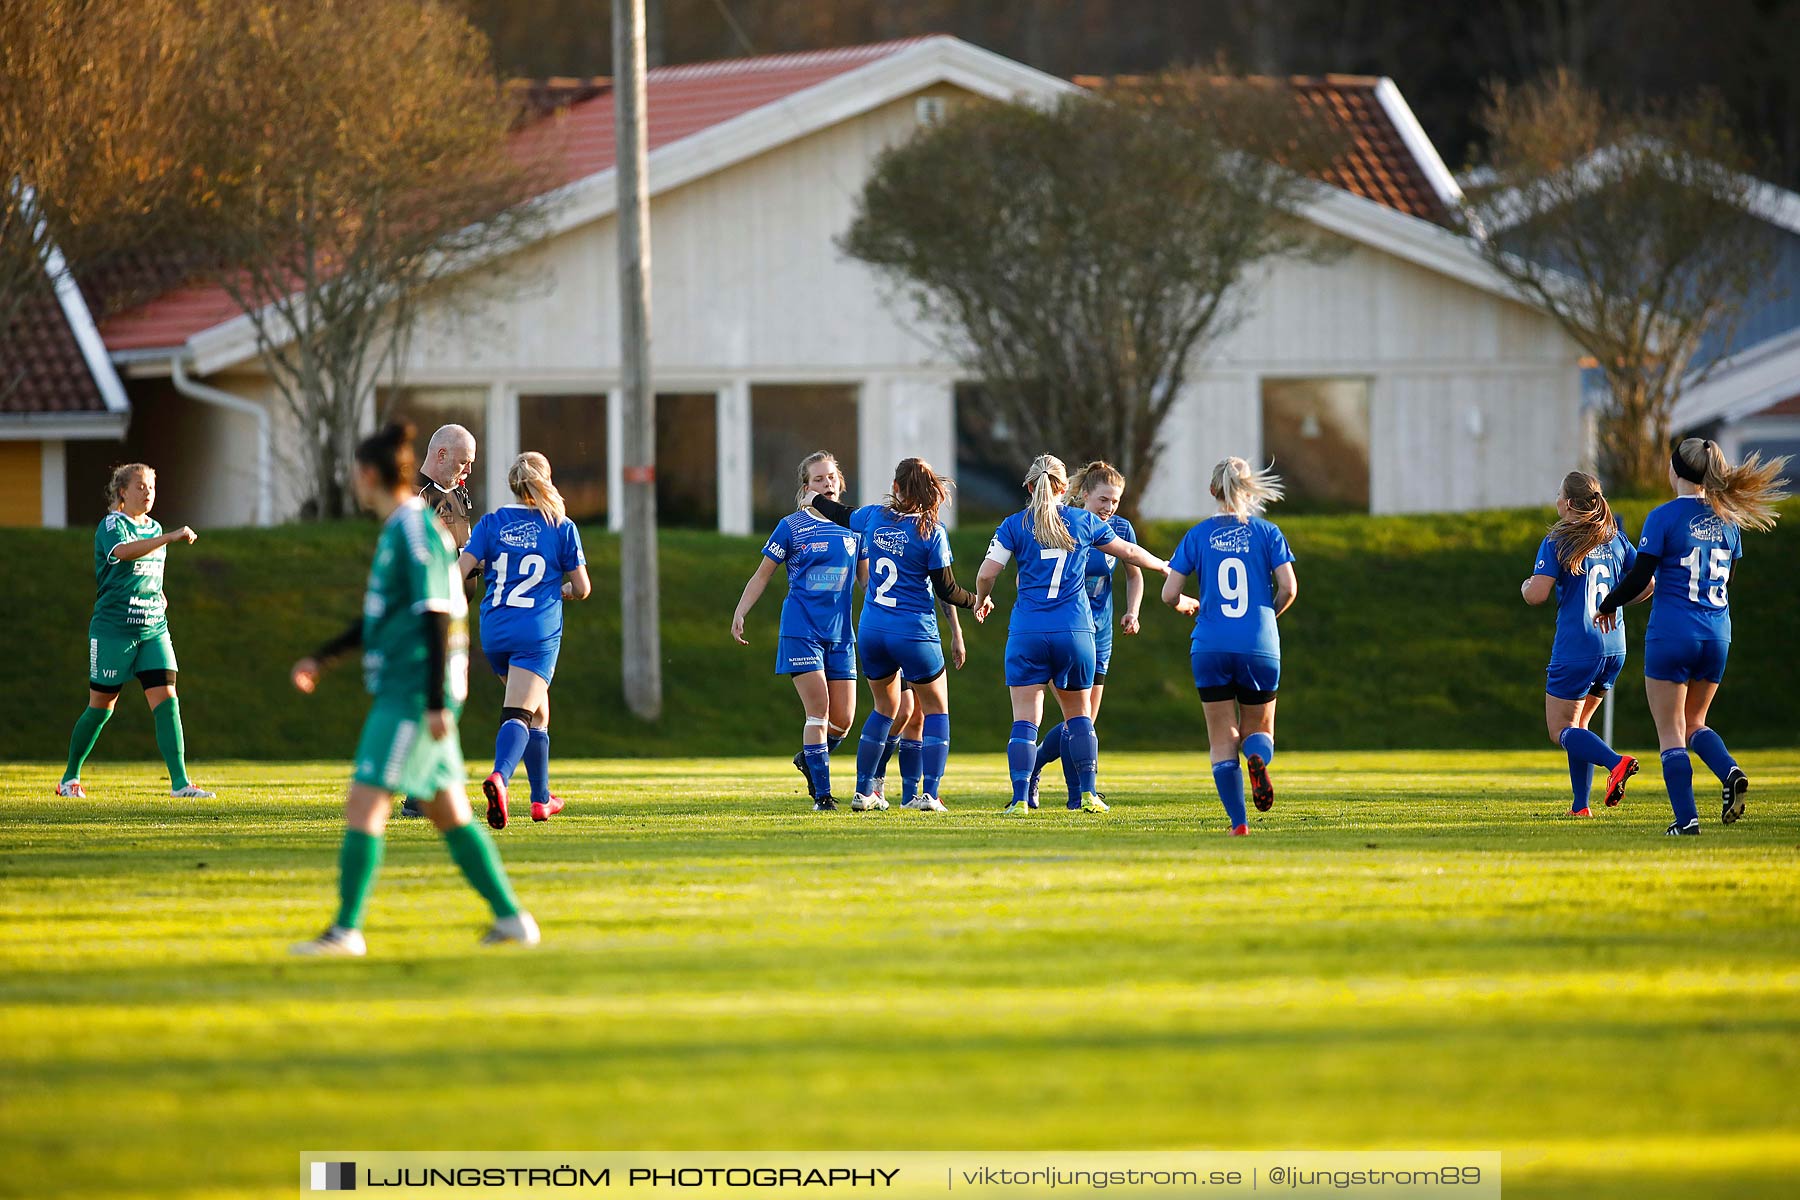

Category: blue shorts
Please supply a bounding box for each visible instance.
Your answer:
[1005,630,1096,690]
[859,629,945,684]
[1190,648,1280,704]
[1545,652,1625,701]
[484,638,561,684]
[1644,638,1729,685]
[1093,625,1115,679]
[777,635,857,680]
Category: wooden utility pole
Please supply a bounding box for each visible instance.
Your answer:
[614,0,662,719]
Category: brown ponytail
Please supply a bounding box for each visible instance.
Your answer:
[1548,471,1617,574]
[886,457,951,537]
[1675,437,1791,532]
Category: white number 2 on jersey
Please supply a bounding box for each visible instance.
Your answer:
[1680,546,1731,607]
[1040,548,1068,598]
[1218,557,1248,617]
[872,557,900,607]
[490,552,547,609]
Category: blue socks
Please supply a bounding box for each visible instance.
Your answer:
[1212,760,1248,828]
[1688,727,1737,784]
[1033,721,1065,779]
[897,738,923,806]
[1558,725,1621,812]
[802,743,832,799]
[522,728,551,803]
[1242,731,1275,766]
[1008,721,1039,806]
[492,718,530,782]
[1062,716,1098,801]
[855,711,895,796]
[922,713,950,798]
[1660,748,1697,827]
[875,733,900,786]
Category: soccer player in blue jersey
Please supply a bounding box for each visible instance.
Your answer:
[732,451,861,810]
[1026,461,1143,809]
[1161,457,1294,835]
[809,458,978,812]
[457,453,590,829]
[1520,471,1645,817]
[976,454,1171,814]
[1596,438,1789,835]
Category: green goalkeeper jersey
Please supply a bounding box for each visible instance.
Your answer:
[362,497,469,712]
[92,511,169,636]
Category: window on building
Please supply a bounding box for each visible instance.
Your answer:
[954,382,1029,524]
[750,384,858,527]
[656,392,718,528]
[1260,377,1372,512]
[519,393,607,523]
[380,387,489,512]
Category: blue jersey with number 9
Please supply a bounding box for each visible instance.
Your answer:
[1638,496,1743,642]
[463,504,586,650]
[1169,515,1295,657]
[986,507,1117,634]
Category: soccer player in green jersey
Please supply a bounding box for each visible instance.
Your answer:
[288,422,538,956]
[57,463,213,799]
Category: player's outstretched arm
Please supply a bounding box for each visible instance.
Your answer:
[111,527,196,562]
[808,493,856,528]
[731,558,778,644]
[1099,538,1168,575]
[291,617,364,693]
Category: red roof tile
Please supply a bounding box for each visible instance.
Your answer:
[0,278,110,415]
[99,39,930,355]
[1288,75,1447,224]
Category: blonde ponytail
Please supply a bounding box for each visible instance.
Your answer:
[1023,454,1074,551]
[1211,456,1283,521]
[1549,470,1617,574]
[510,451,567,526]
[1676,437,1790,532]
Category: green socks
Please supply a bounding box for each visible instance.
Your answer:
[63,706,112,784]
[334,829,384,930]
[152,697,190,790]
[443,821,521,918]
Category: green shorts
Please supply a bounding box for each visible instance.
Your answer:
[88,626,177,687]
[351,699,465,799]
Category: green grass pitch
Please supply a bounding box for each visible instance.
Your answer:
[4,751,1798,1199]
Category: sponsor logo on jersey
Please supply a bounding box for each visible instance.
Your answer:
[765,541,787,560]
[498,520,542,550]
[873,528,910,554]
[1209,523,1253,554]
[804,565,850,591]
[1689,513,1727,543]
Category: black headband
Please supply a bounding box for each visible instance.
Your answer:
[1671,438,1710,485]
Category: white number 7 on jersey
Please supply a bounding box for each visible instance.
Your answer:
[1040,548,1067,598]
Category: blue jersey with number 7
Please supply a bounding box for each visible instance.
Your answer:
[1637,495,1743,642]
[463,505,586,649]
[1168,515,1295,657]
[986,507,1117,634]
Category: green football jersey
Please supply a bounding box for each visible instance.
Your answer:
[92,511,169,635]
[361,497,469,711]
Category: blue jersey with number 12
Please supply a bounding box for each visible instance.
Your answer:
[987,507,1116,634]
[1168,515,1295,657]
[463,505,586,649]
[1638,496,1743,642]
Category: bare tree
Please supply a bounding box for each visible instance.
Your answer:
[0,0,198,394]
[181,0,551,517]
[840,74,1337,509]
[1459,70,1776,491]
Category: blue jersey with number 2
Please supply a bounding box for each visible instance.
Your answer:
[464,505,586,649]
[1532,526,1635,662]
[849,504,953,640]
[987,507,1117,634]
[1637,496,1743,642]
[1169,516,1294,657]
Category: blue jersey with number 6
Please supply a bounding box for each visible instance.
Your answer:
[463,505,586,649]
[987,507,1117,634]
[1532,526,1635,662]
[1637,496,1743,642]
[1169,516,1294,657]
[849,504,953,640]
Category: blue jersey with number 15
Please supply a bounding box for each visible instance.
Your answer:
[1168,515,1295,657]
[463,505,586,649]
[1638,495,1743,642]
